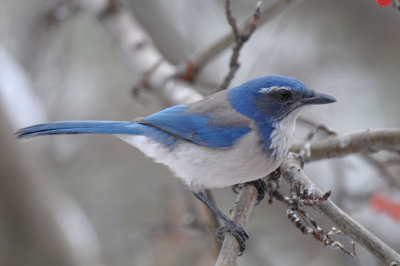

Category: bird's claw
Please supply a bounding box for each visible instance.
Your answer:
[231,184,241,194]
[216,221,249,255]
[247,179,268,205]
[232,179,267,205]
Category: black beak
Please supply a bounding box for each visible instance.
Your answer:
[302,91,336,105]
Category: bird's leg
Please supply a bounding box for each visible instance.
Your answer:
[193,192,249,254]
[231,178,268,205]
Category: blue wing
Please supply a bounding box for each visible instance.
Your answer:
[139,105,251,149]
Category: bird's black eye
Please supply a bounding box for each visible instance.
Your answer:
[277,89,292,102]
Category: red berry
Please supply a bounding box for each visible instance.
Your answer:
[370,194,389,212]
[377,0,392,6]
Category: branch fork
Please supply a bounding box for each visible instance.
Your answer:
[218,0,261,91]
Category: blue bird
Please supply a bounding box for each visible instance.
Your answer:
[16,75,336,253]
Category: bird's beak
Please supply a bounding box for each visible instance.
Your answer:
[302,91,336,105]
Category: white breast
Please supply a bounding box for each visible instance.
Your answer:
[118,130,276,192]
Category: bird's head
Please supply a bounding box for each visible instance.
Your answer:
[227,75,336,123]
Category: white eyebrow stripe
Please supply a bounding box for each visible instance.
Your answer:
[258,86,291,93]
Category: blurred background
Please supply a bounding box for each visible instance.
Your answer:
[1,0,400,265]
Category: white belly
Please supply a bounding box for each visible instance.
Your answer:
[118,130,283,192]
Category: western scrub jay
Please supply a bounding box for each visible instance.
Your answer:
[16,75,336,253]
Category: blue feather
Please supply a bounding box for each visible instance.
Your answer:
[16,121,177,147]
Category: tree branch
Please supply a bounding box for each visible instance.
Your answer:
[215,184,259,266]
[180,0,304,81]
[297,120,400,189]
[291,128,400,162]
[216,151,400,265]
[218,0,261,91]
[280,153,400,266]
[75,0,203,106]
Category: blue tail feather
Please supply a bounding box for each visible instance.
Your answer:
[16,121,142,138]
[16,120,177,147]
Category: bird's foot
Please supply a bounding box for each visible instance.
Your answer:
[232,179,267,205]
[216,221,249,255]
[247,179,268,205]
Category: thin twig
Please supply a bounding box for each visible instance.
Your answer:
[280,153,400,266]
[180,0,304,82]
[291,128,400,162]
[299,124,337,158]
[267,173,355,256]
[224,0,240,41]
[218,0,261,91]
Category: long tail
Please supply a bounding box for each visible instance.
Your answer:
[16,121,143,138]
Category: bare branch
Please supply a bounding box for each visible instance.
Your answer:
[180,0,304,81]
[74,0,203,106]
[215,184,258,266]
[224,0,240,42]
[216,152,400,265]
[266,172,355,257]
[280,153,400,266]
[218,0,261,91]
[292,128,400,162]
[298,120,400,190]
